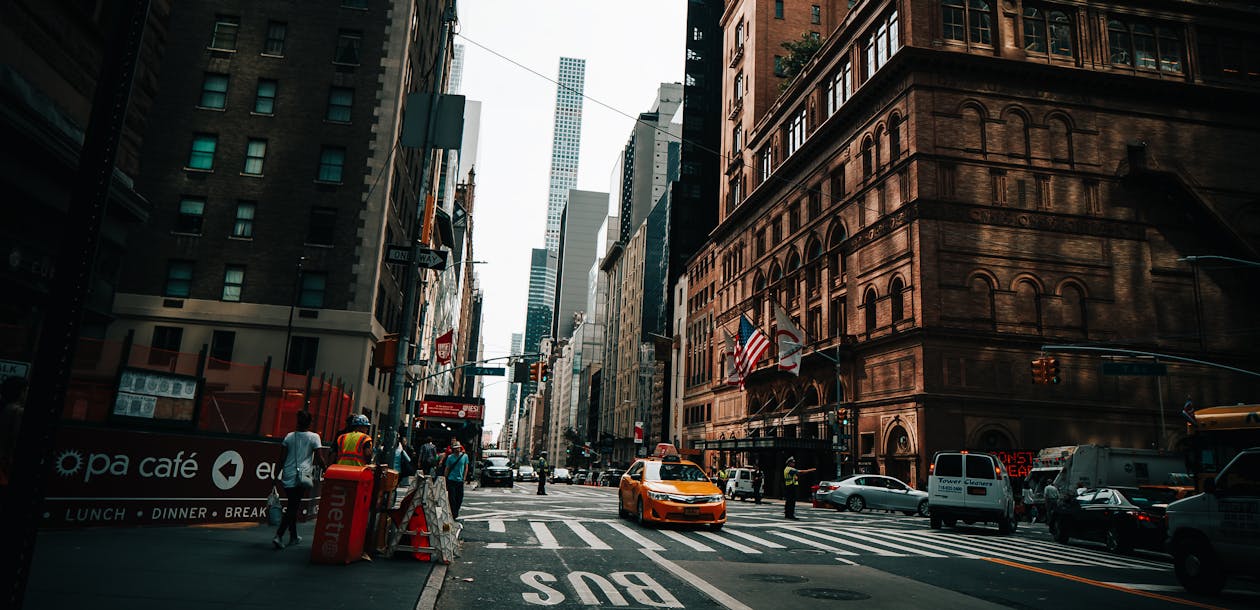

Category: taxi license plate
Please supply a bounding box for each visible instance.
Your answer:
[684,507,700,515]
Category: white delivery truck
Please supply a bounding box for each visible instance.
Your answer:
[1022,446,1078,511]
[1050,445,1186,492]
[1165,447,1260,595]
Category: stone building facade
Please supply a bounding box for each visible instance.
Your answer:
[686,0,1260,491]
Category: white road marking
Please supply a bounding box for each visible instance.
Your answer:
[488,519,509,533]
[781,526,907,557]
[696,531,761,554]
[723,529,787,549]
[605,522,666,551]
[565,521,612,550]
[487,542,508,549]
[640,549,755,610]
[530,521,561,549]
[659,529,716,552]
[767,529,858,555]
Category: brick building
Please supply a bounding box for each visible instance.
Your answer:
[686,0,1260,491]
[109,0,450,420]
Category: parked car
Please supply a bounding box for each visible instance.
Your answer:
[723,467,761,501]
[928,451,1018,534]
[573,469,591,485]
[517,465,537,482]
[480,457,514,487]
[824,474,929,516]
[1049,486,1178,553]
[551,467,572,484]
[1167,447,1260,595]
[598,468,625,486]
[618,455,726,530]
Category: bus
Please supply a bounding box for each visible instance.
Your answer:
[1185,404,1260,485]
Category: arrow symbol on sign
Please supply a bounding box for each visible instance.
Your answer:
[219,461,237,479]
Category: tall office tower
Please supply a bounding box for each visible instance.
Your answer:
[503,332,523,454]
[449,43,466,94]
[552,189,611,339]
[544,57,587,253]
[110,2,450,418]
[521,247,557,397]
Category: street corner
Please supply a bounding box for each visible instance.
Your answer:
[671,559,1010,610]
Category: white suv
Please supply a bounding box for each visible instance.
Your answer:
[928,451,1017,534]
[1166,447,1260,595]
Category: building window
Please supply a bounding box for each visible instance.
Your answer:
[199,73,228,109]
[758,146,774,182]
[1023,7,1072,57]
[264,21,286,55]
[317,147,346,182]
[771,215,783,243]
[732,124,743,152]
[327,87,354,122]
[890,277,905,322]
[165,261,193,297]
[808,191,822,219]
[209,15,240,50]
[243,139,267,175]
[789,203,801,232]
[825,61,852,116]
[755,229,766,257]
[222,265,245,301]
[775,0,784,19]
[334,30,362,65]
[787,107,807,156]
[254,79,277,114]
[942,0,991,46]
[1109,19,1182,73]
[861,137,874,178]
[286,336,319,374]
[1198,30,1260,82]
[735,21,745,48]
[300,273,327,308]
[175,197,205,234]
[209,330,235,368]
[149,326,184,366]
[866,11,900,75]
[889,115,902,161]
[811,4,821,24]
[232,202,255,238]
[734,72,745,98]
[864,288,878,333]
[830,296,846,336]
[830,164,846,200]
[187,134,217,170]
[307,207,337,246]
[774,55,785,77]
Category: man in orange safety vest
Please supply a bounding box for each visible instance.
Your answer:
[335,414,373,466]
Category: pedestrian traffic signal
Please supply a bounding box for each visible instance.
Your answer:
[1045,357,1060,384]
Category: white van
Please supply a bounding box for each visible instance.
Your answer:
[724,468,761,501]
[928,451,1018,534]
[1166,447,1260,595]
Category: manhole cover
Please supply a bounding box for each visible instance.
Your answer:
[794,588,871,601]
[742,573,808,584]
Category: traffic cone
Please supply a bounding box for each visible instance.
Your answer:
[407,506,430,561]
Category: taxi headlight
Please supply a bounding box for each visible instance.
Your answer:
[705,494,725,503]
[648,491,670,501]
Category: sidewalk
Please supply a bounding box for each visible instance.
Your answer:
[27,518,444,610]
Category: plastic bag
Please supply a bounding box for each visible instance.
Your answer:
[267,486,283,526]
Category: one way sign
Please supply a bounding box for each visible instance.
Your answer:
[416,247,447,270]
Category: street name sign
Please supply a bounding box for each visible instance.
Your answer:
[416,247,447,270]
[467,366,505,377]
[1100,362,1167,376]
[384,244,412,265]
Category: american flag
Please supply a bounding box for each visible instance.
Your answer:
[734,314,770,386]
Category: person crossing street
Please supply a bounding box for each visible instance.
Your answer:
[782,457,815,520]
[536,451,549,495]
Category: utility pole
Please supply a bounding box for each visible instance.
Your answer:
[383,0,456,467]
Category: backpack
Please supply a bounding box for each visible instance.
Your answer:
[419,443,437,469]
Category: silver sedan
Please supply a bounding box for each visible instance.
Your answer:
[824,474,929,516]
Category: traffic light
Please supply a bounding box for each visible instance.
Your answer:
[529,362,540,382]
[538,362,549,383]
[1045,357,1060,384]
[1031,357,1048,384]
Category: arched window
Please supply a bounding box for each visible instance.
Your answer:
[1004,110,1029,159]
[864,288,878,333]
[1015,279,1041,331]
[969,275,995,324]
[754,271,766,292]
[828,224,847,281]
[861,136,874,178]
[806,238,823,294]
[785,251,800,302]
[1048,115,1071,163]
[786,249,801,272]
[770,262,783,283]
[889,114,902,161]
[890,277,905,322]
[1061,283,1086,331]
[961,105,985,152]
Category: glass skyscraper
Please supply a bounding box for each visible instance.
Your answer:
[545,57,586,253]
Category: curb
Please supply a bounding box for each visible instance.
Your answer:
[415,562,447,610]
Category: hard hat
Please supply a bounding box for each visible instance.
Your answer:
[786,456,796,463]
[350,414,371,427]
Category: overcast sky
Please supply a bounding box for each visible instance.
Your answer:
[456,1,687,438]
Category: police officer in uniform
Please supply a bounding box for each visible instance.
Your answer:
[783,456,815,520]
[536,451,549,495]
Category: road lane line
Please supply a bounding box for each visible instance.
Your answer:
[529,521,561,549]
[605,521,666,551]
[696,531,760,554]
[767,529,858,555]
[640,549,755,610]
[982,558,1228,610]
[660,530,716,552]
[781,526,907,556]
[565,521,612,550]
[723,529,787,548]
[487,542,508,549]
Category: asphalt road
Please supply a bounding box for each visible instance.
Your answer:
[436,483,1259,609]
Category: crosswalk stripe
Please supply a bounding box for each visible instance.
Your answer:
[605,521,666,551]
[881,530,1086,566]
[696,531,761,554]
[1008,534,1169,569]
[565,521,612,550]
[768,529,858,555]
[488,519,507,533]
[781,526,906,556]
[659,529,716,552]
[529,521,561,549]
[724,529,787,549]
[960,534,1163,570]
[834,528,977,558]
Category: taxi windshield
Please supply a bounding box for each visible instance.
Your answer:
[644,462,709,482]
[486,457,510,467]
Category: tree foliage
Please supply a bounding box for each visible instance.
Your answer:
[779,33,823,92]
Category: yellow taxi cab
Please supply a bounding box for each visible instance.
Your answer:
[617,447,726,530]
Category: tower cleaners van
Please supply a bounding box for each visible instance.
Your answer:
[1166,447,1260,595]
[928,451,1018,534]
